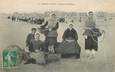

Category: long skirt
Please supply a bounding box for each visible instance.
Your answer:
[56,40,81,54]
[85,36,98,51]
[30,52,46,64]
[24,51,46,64]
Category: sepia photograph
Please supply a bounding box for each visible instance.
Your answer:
[0,0,115,72]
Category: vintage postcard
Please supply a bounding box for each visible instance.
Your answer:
[0,0,115,72]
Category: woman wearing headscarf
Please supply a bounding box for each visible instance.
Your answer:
[58,24,81,59]
[83,11,102,59]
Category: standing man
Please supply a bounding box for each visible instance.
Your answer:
[26,28,37,52]
[40,13,59,53]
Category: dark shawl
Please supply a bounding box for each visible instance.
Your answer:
[62,28,78,41]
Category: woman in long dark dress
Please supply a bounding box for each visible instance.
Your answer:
[83,11,102,58]
[58,24,81,59]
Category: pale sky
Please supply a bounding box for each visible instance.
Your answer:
[0,0,115,13]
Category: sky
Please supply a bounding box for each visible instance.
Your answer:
[0,0,115,13]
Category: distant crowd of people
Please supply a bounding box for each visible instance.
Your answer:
[8,15,45,25]
[24,11,104,65]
